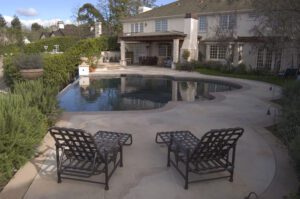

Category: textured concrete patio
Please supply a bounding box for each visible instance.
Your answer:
[1,66,298,199]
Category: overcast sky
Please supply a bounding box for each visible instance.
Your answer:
[0,0,174,27]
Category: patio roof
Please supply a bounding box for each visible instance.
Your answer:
[119,31,186,42]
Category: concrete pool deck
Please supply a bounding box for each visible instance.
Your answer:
[1,66,298,199]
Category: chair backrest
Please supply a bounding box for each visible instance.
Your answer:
[49,127,98,161]
[190,128,244,162]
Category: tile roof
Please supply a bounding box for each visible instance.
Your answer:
[122,0,253,21]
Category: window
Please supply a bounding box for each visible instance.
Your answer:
[158,44,172,57]
[131,24,134,33]
[257,48,273,70]
[155,19,168,32]
[199,16,207,33]
[218,46,227,59]
[219,14,236,30]
[210,45,218,59]
[140,23,144,32]
[210,45,227,60]
[257,48,264,68]
[131,23,144,33]
[274,49,282,71]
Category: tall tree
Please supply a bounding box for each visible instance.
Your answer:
[251,0,300,42]
[31,22,43,31]
[11,15,21,30]
[77,3,104,26]
[0,14,7,28]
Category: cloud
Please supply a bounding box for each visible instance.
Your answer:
[16,8,38,17]
[3,16,74,28]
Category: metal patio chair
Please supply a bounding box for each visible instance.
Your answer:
[156,127,244,189]
[49,127,132,190]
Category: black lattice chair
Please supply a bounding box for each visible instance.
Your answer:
[49,127,132,190]
[156,128,244,189]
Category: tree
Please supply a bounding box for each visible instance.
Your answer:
[251,0,300,42]
[0,14,7,28]
[77,3,104,26]
[11,15,21,30]
[31,22,43,31]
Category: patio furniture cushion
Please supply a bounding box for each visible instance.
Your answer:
[49,127,132,190]
[155,127,244,189]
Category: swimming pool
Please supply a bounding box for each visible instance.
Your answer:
[58,75,240,111]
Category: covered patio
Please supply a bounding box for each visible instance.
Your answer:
[119,32,186,69]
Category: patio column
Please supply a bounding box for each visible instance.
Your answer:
[121,77,126,93]
[120,40,127,66]
[172,39,180,69]
[172,81,178,101]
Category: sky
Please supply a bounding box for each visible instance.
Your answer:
[0,0,175,27]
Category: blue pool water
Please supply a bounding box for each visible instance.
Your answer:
[59,75,240,111]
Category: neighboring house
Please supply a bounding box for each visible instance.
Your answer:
[40,21,102,39]
[119,0,300,71]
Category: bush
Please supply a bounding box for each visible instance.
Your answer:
[182,50,190,61]
[14,53,43,69]
[23,37,79,54]
[13,80,60,125]
[0,94,47,186]
[0,44,21,56]
[232,63,247,74]
[3,56,22,87]
[277,81,300,143]
[202,61,224,71]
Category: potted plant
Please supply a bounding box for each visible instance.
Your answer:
[15,54,44,79]
[88,56,98,72]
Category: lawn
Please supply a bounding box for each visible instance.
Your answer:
[196,68,296,87]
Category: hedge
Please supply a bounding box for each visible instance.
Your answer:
[23,37,80,54]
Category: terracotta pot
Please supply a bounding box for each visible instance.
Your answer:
[89,67,96,72]
[20,69,44,80]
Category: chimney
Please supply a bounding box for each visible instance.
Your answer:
[138,6,152,14]
[95,21,102,37]
[181,13,199,61]
[57,21,64,29]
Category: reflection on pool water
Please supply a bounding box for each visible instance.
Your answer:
[58,75,240,111]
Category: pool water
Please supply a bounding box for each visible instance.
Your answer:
[59,75,240,111]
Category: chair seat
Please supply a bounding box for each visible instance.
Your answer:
[94,131,132,146]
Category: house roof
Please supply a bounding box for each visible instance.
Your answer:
[122,0,253,21]
[119,31,186,41]
[40,24,94,39]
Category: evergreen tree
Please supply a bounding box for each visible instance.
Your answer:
[77,3,104,26]
[31,22,43,31]
[0,14,7,28]
[11,15,21,30]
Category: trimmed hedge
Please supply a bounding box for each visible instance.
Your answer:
[23,37,79,54]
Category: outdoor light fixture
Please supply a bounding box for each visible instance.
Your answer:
[44,45,48,52]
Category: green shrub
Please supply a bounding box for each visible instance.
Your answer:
[13,80,60,125]
[233,63,247,74]
[3,56,22,87]
[0,44,22,56]
[14,53,43,69]
[182,50,190,61]
[277,81,300,144]
[43,54,73,88]
[0,94,47,186]
[23,37,79,54]
[202,61,224,71]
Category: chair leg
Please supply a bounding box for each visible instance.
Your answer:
[184,160,189,190]
[55,145,62,183]
[120,146,123,167]
[167,145,171,167]
[105,154,109,190]
[229,168,234,182]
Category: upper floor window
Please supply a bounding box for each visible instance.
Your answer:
[219,14,236,30]
[155,19,168,32]
[131,23,144,33]
[199,16,207,33]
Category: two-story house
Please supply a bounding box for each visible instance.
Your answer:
[119,0,299,72]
